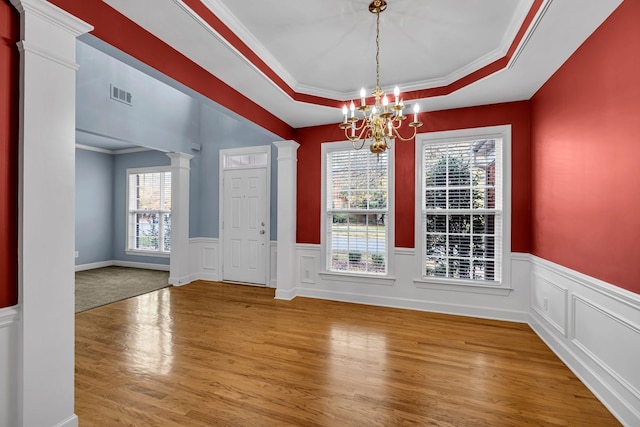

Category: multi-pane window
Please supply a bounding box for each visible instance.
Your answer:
[127,168,171,254]
[326,146,390,274]
[421,138,503,283]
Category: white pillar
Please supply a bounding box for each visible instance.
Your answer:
[9,0,92,426]
[273,140,299,300]
[167,152,193,286]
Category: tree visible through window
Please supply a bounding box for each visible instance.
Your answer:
[422,138,502,282]
[127,168,171,254]
[326,147,389,274]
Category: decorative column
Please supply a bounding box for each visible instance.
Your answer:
[167,152,193,286]
[9,0,92,426]
[273,140,299,300]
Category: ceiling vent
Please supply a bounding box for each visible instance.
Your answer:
[110,84,133,106]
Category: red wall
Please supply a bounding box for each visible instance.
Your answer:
[0,0,19,308]
[531,0,639,293]
[295,101,532,251]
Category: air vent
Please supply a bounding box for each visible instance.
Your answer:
[110,84,133,106]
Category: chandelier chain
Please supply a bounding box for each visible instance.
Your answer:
[338,0,422,155]
[375,9,380,90]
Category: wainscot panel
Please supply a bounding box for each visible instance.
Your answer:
[529,255,640,427]
[291,244,530,322]
[188,238,219,283]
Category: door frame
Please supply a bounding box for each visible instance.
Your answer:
[218,145,272,286]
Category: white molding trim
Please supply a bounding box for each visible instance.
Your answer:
[297,286,529,323]
[75,261,114,272]
[0,306,20,328]
[76,143,152,156]
[528,254,640,427]
[17,40,79,70]
[76,260,171,272]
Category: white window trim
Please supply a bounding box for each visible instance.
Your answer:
[126,166,172,257]
[321,140,396,282]
[413,125,512,292]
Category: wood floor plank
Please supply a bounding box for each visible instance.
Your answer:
[75,281,621,426]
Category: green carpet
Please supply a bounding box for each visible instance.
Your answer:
[75,266,170,313]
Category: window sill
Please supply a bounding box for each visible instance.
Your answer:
[319,271,395,286]
[413,278,513,296]
[125,250,170,258]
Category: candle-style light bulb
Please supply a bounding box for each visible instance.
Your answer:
[349,101,355,118]
[388,121,392,136]
[394,86,400,105]
[342,105,348,123]
[413,103,420,123]
[360,88,366,106]
[382,95,389,113]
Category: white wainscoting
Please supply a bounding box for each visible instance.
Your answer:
[188,238,220,283]
[0,306,20,427]
[292,244,530,322]
[529,255,640,427]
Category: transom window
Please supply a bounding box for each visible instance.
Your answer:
[418,126,510,286]
[127,167,171,255]
[324,143,391,275]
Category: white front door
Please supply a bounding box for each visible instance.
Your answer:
[222,167,267,284]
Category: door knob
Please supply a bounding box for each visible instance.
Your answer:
[259,230,265,234]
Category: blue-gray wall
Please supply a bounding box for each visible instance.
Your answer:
[75,148,114,265]
[75,38,282,266]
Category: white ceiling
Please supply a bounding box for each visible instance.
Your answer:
[100,0,623,128]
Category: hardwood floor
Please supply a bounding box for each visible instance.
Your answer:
[75,281,620,426]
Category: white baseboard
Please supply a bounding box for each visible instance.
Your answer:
[55,414,78,427]
[528,254,640,427]
[114,260,170,271]
[295,287,529,323]
[275,288,297,300]
[75,260,170,272]
[75,260,113,272]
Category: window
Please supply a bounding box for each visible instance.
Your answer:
[323,142,392,275]
[127,167,171,255]
[417,126,510,286]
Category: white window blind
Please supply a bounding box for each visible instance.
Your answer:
[127,168,171,254]
[326,148,389,274]
[422,138,502,282]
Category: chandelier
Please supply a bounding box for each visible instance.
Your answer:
[339,0,422,154]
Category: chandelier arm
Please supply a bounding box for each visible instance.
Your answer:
[392,125,419,142]
[346,124,372,150]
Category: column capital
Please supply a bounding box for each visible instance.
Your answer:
[167,152,194,169]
